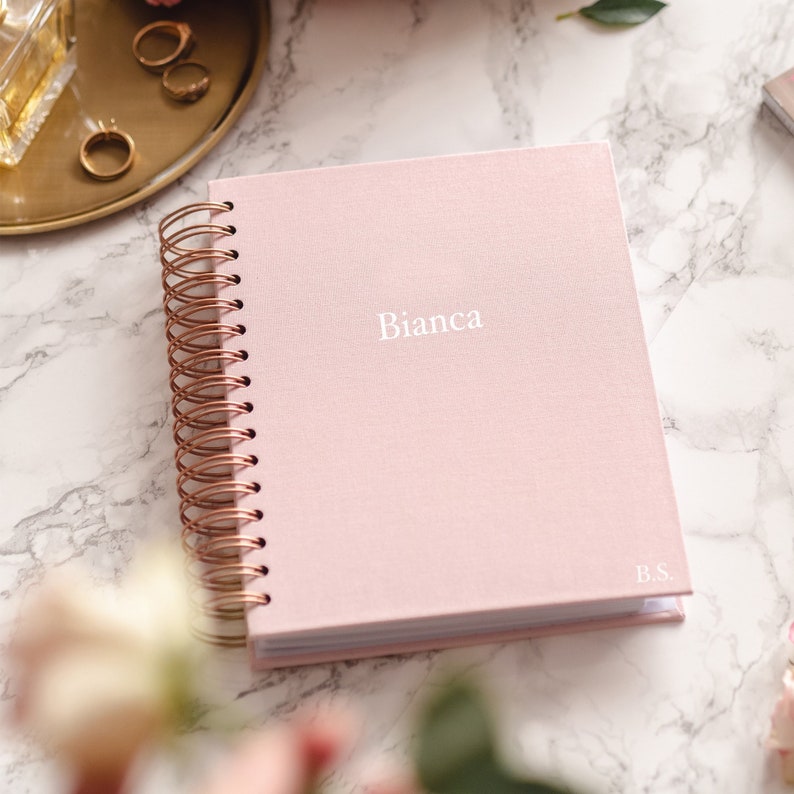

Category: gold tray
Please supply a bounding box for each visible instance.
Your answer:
[0,0,269,235]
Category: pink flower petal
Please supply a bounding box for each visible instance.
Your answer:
[196,708,357,794]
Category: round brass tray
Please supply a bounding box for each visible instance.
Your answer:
[0,0,269,235]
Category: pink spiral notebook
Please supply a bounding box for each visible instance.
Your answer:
[160,142,691,670]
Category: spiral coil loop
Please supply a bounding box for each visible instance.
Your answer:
[159,202,267,647]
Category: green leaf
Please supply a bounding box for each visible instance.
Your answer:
[556,0,666,25]
[415,680,496,791]
[414,681,587,794]
[427,756,575,794]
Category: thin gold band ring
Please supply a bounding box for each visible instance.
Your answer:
[79,121,136,181]
[162,60,211,103]
[132,20,195,73]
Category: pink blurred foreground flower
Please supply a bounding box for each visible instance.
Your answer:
[770,669,794,784]
[9,546,205,794]
[197,710,357,794]
[195,705,431,794]
[146,0,182,6]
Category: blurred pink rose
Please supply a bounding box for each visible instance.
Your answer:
[769,669,794,783]
[146,0,182,6]
[195,706,431,794]
[197,710,357,794]
[8,548,205,794]
[365,776,423,794]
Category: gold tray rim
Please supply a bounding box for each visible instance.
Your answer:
[1,0,270,237]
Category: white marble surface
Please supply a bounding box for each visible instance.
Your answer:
[4,0,794,791]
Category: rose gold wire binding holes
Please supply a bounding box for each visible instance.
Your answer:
[199,562,268,591]
[165,297,243,341]
[171,373,250,410]
[172,400,254,449]
[181,525,263,566]
[180,481,260,526]
[167,348,230,380]
[176,426,255,463]
[160,201,265,647]
[167,322,245,364]
[164,272,241,312]
[203,591,271,621]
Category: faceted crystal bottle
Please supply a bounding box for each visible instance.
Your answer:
[0,0,76,167]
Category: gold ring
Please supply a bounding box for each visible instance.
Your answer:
[162,59,211,103]
[132,20,195,72]
[79,121,136,181]
[0,0,7,26]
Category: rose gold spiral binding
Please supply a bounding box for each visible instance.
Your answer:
[159,201,267,647]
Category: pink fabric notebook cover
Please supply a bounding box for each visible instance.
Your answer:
[205,143,691,670]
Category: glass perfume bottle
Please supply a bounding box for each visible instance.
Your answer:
[0,0,76,168]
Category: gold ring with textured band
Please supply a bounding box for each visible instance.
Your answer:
[132,20,195,72]
[162,59,211,102]
[79,120,136,181]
